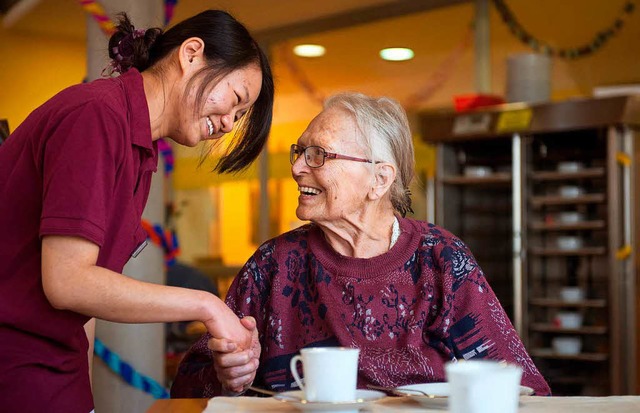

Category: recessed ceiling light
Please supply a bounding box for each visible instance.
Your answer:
[293,44,326,57]
[379,47,415,62]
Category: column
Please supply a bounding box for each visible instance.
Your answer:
[85,1,166,413]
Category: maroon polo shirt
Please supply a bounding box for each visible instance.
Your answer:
[0,69,157,412]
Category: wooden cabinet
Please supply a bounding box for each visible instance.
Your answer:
[419,95,640,395]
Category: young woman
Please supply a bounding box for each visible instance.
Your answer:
[0,10,273,412]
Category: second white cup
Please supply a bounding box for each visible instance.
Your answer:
[445,360,523,413]
[290,347,360,402]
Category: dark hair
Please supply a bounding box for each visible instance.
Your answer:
[108,11,274,173]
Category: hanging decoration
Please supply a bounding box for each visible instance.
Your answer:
[157,139,175,177]
[77,0,116,36]
[141,219,180,267]
[492,0,636,59]
[164,0,179,25]
[94,338,169,399]
[78,0,180,37]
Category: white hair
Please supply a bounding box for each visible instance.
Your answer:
[324,92,414,216]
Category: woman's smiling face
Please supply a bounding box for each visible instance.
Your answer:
[292,106,374,225]
[172,63,262,147]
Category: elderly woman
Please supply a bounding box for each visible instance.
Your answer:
[171,92,551,397]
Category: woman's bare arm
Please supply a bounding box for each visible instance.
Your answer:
[41,235,251,348]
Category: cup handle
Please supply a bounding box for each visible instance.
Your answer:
[290,355,305,391]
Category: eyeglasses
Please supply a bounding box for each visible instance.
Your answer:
[290,144,373,168]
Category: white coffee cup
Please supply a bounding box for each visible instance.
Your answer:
[290,347,360,402]
[445,360,523,413]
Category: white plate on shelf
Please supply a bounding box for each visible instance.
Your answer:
[557,161,584,173]
[274,389,385,412]
[395,382,535,407]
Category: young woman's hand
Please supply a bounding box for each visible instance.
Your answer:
[202,300,254,351]
[208,317,261,393]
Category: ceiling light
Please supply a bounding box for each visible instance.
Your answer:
[293,44,326,58]
[379,47,415,62]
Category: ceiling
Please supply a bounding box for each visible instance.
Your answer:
[0,0,465,41]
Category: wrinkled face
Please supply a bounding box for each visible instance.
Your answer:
[173,63,262,147]
[292,107,374,224]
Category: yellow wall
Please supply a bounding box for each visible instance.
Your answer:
[218,181,257,265]
[0,29,86,130]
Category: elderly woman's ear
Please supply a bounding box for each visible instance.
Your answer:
[369,163,397,201]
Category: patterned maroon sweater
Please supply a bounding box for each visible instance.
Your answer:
[171,218,550,397]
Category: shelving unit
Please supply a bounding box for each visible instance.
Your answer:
[523,129,616,396]
[435,138,516,318]
[419,95,640,396]
[0,119,9,146]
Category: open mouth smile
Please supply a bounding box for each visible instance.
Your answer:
[299,186,322,195]
[206,116,215,136]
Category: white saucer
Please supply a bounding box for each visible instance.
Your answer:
[396,382,534,407]
[274,389,386,412]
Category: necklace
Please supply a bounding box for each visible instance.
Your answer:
[389,216,400,249]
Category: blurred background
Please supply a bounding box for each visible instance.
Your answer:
[2,0,639,268]
[1,0,639,411]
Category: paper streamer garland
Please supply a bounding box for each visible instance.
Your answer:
[492,0,636,59]
[94,338,169,399]
[164,0,179,25]
[141,219,180,267]
[157,139,174,176]
[79,0,180,37]
[77,0,116,36]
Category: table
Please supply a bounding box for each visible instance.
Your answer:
[147,395,640,413]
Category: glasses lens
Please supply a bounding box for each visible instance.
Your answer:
[291,144,307,165]
[306,146,325,167]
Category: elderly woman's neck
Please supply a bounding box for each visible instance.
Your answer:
[319,211,399,259]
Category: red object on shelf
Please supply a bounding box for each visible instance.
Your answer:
[453,94,505,112]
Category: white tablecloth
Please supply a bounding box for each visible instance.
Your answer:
[205,395,640,413]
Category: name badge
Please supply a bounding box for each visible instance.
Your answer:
[131,240,148,258]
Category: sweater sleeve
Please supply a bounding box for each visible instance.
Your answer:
[170,245,273,398]
[428,231,551,396]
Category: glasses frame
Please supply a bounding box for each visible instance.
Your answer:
[290,144,373,168]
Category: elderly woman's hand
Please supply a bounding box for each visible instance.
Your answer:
[208,316,261,394]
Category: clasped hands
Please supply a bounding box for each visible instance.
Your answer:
[208,316,261,394]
